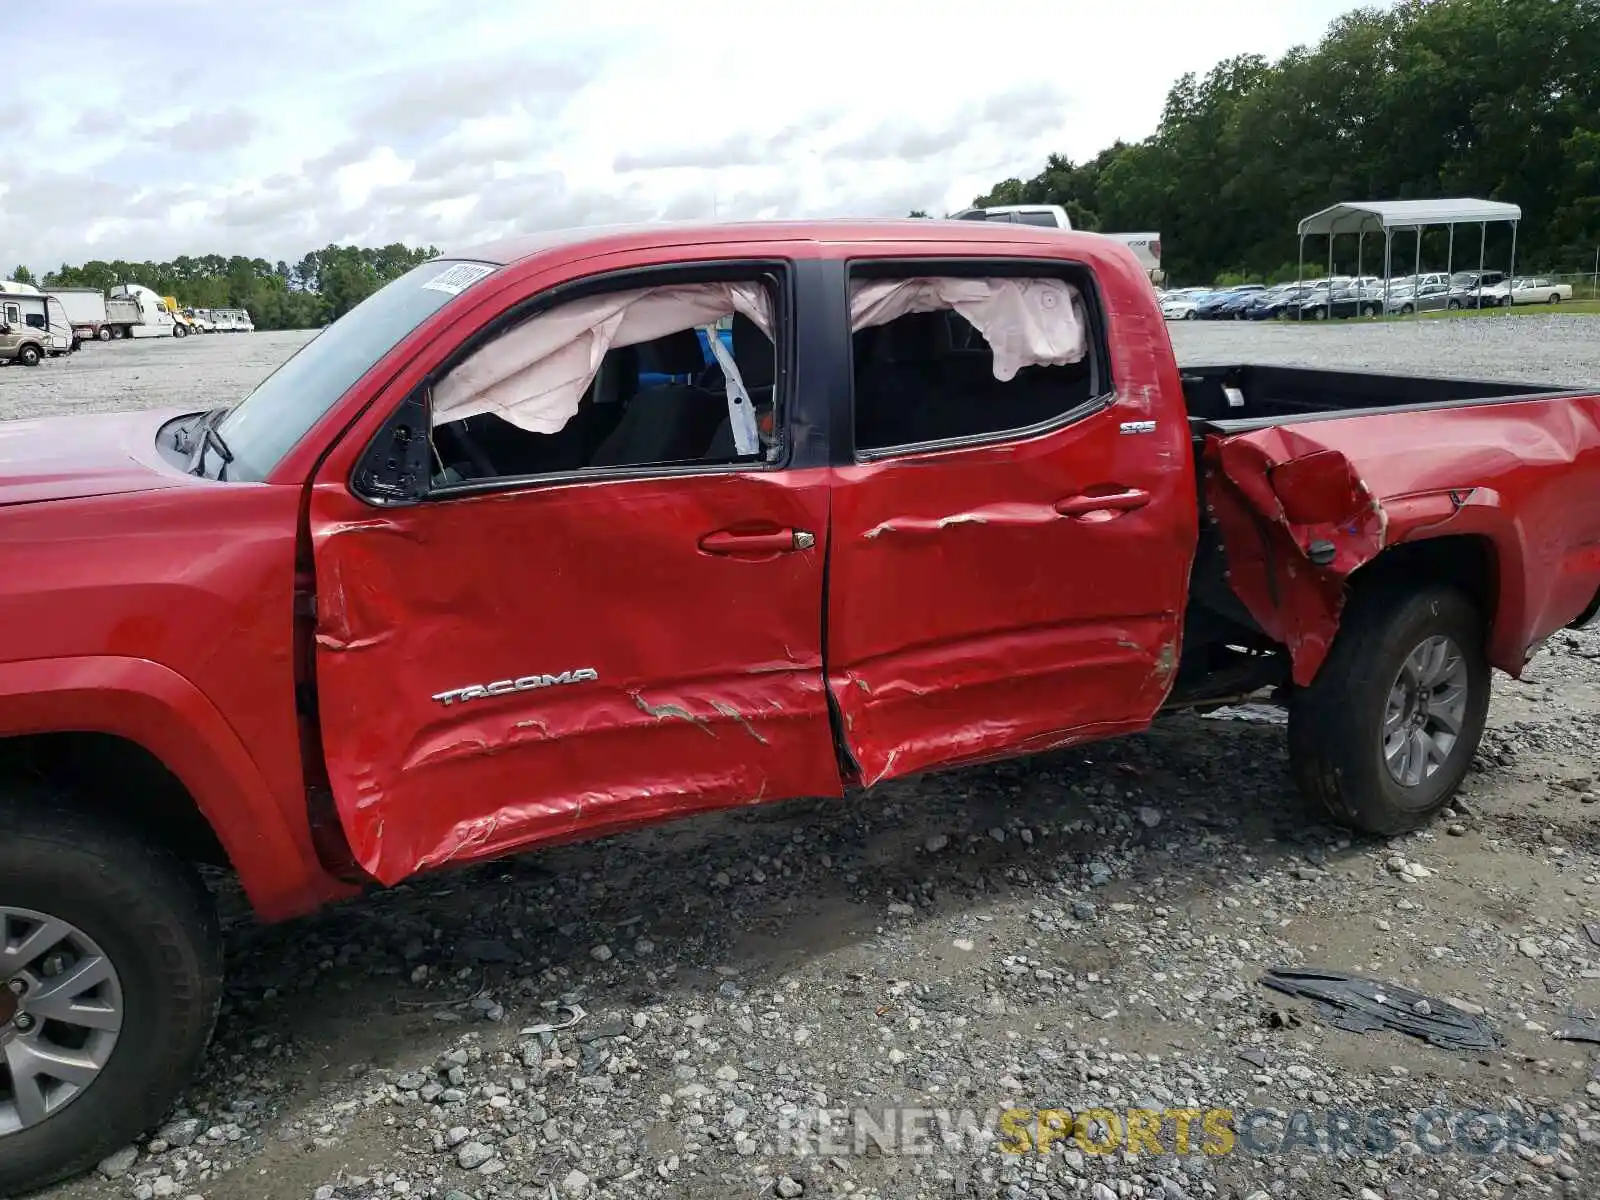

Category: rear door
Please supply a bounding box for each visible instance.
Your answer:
[307,254,843,884]
[824,253,1197,784]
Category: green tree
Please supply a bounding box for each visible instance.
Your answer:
[40,241,437,330]
[966,0,1600,283]
[10,265,35,286]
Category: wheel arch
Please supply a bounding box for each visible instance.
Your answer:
[0,656,354,921]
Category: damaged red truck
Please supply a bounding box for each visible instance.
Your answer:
[4,219,1600,1191]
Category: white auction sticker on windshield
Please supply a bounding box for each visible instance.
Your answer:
[423,263,496,295]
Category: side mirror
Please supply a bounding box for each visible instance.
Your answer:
[353,391,431,505]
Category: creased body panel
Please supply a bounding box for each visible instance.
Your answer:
[309,469,841,885]
[1206,391,1600,682]
[825,260,1196,783]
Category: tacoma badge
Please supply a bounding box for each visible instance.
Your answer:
[432,668,599,706]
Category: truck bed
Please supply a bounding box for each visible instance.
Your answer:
[1180,363,1577,428]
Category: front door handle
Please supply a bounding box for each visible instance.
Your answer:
[1055,488,1151,517]
[699,527,815,555]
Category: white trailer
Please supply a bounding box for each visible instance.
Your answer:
[106,284,183,338]
[51,288,115,341]
[1100,232,1164,285]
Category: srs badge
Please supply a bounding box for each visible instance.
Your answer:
[432,668,599,706]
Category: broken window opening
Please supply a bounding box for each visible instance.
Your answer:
[846,272,1095,454]
[425,277,782,488]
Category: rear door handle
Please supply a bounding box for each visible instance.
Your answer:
[1055,488,1151,517]
[699,527,815,555]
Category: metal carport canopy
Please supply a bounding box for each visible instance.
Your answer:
[1294,198,1523,321]
[1298,198,1521,235]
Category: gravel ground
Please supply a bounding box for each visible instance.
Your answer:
[8,317,1600,1200]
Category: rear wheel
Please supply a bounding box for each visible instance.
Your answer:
[1289,584,1490,836]
[1362,304,1378,317]
[0,789,222,1195]
[1313,307,1327,321]
[1549,293,1562,304]
[1447,298,1461,310]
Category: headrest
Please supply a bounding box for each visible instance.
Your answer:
[637,328,708,376]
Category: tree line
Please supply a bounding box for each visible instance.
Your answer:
[11,244,439,331]
[962,0,1599,285]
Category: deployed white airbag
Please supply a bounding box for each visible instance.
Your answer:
[849,277,1087,381]
[432,283,771,431]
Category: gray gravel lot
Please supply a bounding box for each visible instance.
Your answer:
[11,318,1600,1200]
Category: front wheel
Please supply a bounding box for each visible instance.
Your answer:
[0,790,222,1195]
[1549,293,1562,304]
[1289,584,1490,836]
[1362,304,1378,317]
[95,327,111,342]
[17,346,40,367]
[172,325,187,338]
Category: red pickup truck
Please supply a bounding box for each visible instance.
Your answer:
[3,220,1599,1191]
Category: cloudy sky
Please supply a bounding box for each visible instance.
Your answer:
[3,0,1363,273]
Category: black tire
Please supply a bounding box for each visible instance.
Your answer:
[1289,584,1490,836]
[172,324,188,339]
[0,788,222,1195]
[1548,293,1561,304]
[1400,304,1414,315]
[1447,299,1461,310]
[17,345,40,367]
[95,327,111,342]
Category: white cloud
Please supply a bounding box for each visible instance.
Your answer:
[0,0,1366,273]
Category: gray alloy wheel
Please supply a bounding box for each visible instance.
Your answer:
[1,908,124,1138]
[1382,634,1470,787]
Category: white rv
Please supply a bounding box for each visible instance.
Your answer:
[0,292,75,356]
[211,307,254,333]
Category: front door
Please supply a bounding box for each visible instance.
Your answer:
[825,259,1197,784]
[308,261,842,884]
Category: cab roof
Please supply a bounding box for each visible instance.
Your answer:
[452,217,1102,268]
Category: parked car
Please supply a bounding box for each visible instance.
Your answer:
[1195,285,1266,319]
[1213,290,1265,319]
[6,219,1600,1193]
[1508,277,1573,305]
[1296,285,1385,320]
[1387,281,1454,315]
[1161,289,1208,320]
[1249,284,1322,319]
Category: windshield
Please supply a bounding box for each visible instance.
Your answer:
[214,259,498,481]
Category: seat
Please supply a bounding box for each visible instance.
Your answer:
[590,330,726,467]
[731,313,774,399]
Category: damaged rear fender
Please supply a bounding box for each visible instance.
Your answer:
[1204,430,1525,683]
